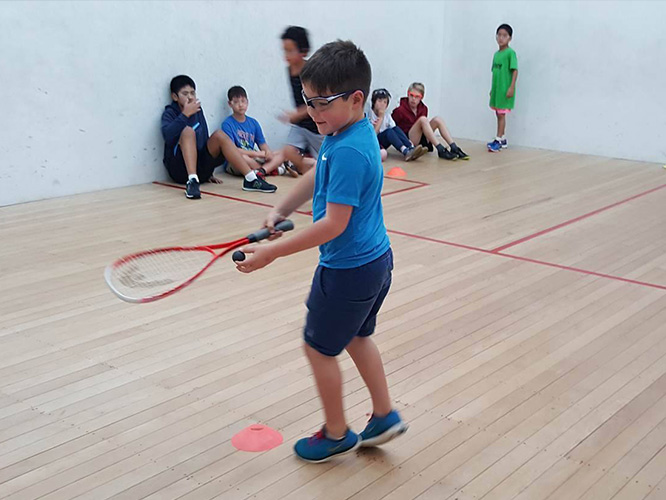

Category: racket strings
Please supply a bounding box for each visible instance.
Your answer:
[108,249,214,300]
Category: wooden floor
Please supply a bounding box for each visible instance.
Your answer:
[2,141,666,500]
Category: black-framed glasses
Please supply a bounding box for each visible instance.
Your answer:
[301,89,363,110]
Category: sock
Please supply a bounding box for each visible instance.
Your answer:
[324,429,346,441]
[495,136,502,141]
[188,174,199,182]
[400,145,407,153]
[277,166,286,175]
[245,171,257,182]
[500,136,506,141]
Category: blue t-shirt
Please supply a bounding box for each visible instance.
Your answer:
[312,118,390,269]
[221,115,266,151]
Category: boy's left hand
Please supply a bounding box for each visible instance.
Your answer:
[235,243,278,273]
[506,87,515,98]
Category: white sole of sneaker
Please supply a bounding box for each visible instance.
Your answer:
[296,438,362,464]
[242,187,276,193]
[360,422,409,447]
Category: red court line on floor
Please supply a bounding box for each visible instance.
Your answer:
[387,229,666,291]
[154,181,665,290]
[491,184,666,253]
[154,181,313,215]
[155,174,428,210]
[490,183,666,253]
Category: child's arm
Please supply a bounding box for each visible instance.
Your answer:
[507,70,518,98]
[236,200,352,274]
[258,142,274,161]
[372,114,383,134]
[280,105,310,124]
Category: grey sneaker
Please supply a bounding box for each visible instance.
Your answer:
[242,176,277,193]
[185,178,201,199]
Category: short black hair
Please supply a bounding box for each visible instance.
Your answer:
[371,88,391,109]
[170,75,195,95]
[300,40,371,105]
[281,26,310,54]
[497,23,513,37]
[227,86,247,101]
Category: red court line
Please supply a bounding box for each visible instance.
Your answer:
[153,181,313,215]
[153,182,666,291]
[491,183,666,253]
[388,229,666,291]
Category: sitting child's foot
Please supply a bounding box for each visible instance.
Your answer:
[436,144,457,160]
[412,145,428,160]
[185,178,201,199]
[280,162,300,178]
[242,176,277,193]
[294,427,361,463]
[451,144,470,160]
[360,409,408,447]
[487,139,502,152]
[403,146,418,162]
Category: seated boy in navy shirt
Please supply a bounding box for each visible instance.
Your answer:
[235,40,407,463]
[161,75,276,198]
[221,86,297,179]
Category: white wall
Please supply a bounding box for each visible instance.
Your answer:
[0,0,445,206]
[2,1,664,207]
[440,1,666,163]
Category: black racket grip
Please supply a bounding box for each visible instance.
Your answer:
[246,219,294,243]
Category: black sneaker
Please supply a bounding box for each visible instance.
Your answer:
[437,145,457,161]
[451,145,470,160]
[242,176,277,193]
[185,178,201,199]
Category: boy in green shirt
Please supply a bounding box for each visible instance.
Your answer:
[487,24,518,152]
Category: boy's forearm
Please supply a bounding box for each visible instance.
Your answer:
[291,105,310,123]
[510,70,518,88]
[259,143,272,155]
[275,167,316,215]
[271,212,344,258]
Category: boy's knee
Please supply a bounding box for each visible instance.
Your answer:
[212,129,230,143]
[417,116,428,125]
[180,126,195,139]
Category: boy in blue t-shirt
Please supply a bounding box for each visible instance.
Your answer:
[221,86,297,180]
[235,40,407,463]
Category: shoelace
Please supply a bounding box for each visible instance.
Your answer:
[308,429,326,444]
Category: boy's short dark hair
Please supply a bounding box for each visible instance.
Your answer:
[281,26,310,54]
[227,85,247,101]
[170,75,195,95]
[371,88,391,109]
[300,40,371,105]
[497,23,513,37]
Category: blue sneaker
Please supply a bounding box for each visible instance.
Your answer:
[294,427,361,463]
[500,139,508,149]
[360,410,408,447]
[487,139,501,153]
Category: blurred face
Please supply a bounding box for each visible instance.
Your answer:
[407,90,423,108]
[172,85,196,110]
[302,82,364,136]
[229,96,248,115]
[282,39,305,66]
[496,29,511,48]
[373,97,389,113]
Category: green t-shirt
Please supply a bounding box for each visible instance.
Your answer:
[490,47,518,110]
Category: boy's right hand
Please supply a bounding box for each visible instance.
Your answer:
[264,208,287,239]
[183,99,201,117]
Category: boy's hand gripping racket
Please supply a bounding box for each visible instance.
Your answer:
[104,220,294,303]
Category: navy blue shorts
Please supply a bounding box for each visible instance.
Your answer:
[304,248,393,356]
